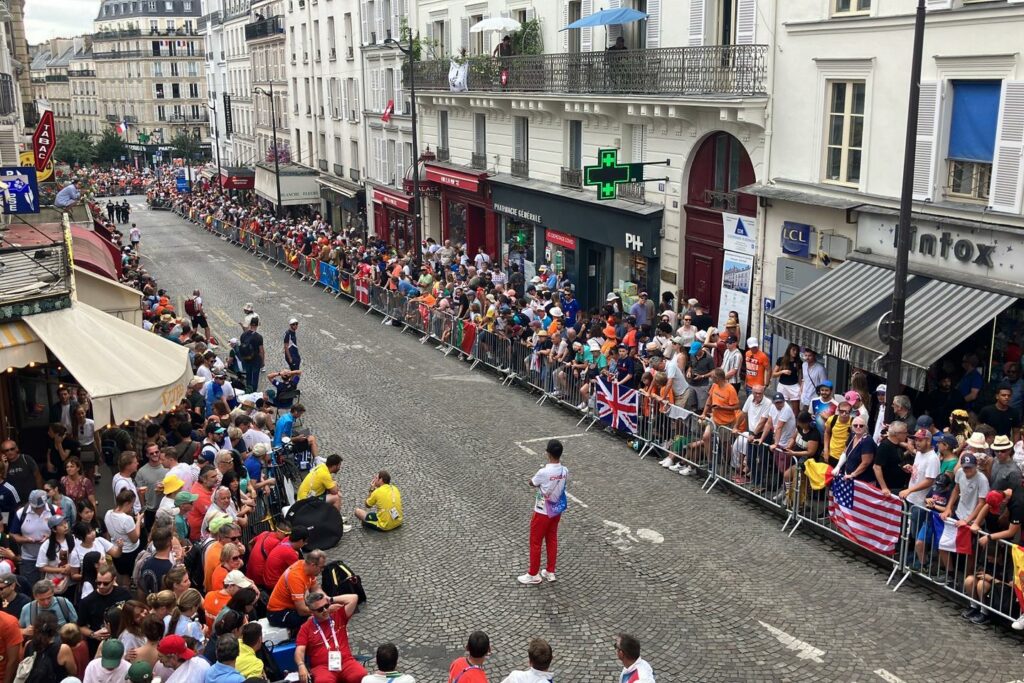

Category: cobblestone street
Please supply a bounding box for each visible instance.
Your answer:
[137,199,1024,682]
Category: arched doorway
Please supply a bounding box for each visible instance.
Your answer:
[683,132,756,322]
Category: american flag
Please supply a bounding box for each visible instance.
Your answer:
[828,477,902,555]
[596,376,638,433]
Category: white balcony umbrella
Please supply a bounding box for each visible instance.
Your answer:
[469,17,521,33]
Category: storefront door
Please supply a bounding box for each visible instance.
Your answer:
[584,243,612,307]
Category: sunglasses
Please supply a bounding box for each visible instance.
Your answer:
[852,423,866,428]
[838,410,851,415]
[313,604,329,613]
[96,580,113,587]
[229,535,242,542]
[229,555,242,561]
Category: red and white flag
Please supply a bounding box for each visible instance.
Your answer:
[381,99,394,123]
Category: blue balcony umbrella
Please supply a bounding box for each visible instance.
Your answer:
[560,7,648,30]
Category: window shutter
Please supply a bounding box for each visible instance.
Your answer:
[688,0,705,47]
[631,124,645,163]
[371,69,380,111]
[354,80,360,120]
[606,0,621,43]
[461,17,469,54]
[397,142,405,184]
[514,119,524,160]
[361,0,369,43]
[912,81,941,201]
[560,2,568,51]
[526,7,535,22]
[484,17,494,54]
[341,79,349,120]
[375,2,385,45]
[390,0,400,41]
[444,20,452,57]
[735,0,755,45]
[581,0,592,52]
[925,0,952,10]
[989,80,1024,213]
[645,0,661,49]
[394,68,404,115]
[325,78,333,117]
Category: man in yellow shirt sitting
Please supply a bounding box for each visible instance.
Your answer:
[354,470,403,531]
[236,622,266,678]
[297,453,343,512]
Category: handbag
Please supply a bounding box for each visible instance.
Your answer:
[12,654,36,683]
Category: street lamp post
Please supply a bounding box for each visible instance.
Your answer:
[884,0,926,416]
[385,32,422,254]
[207,102,223,191]
[254,83,283,217]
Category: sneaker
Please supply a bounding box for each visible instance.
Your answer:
[576,402,586,410]
[659,457,674,468]
[961,607,980,621]
[517,573,542,585]
[540,569,556,582]
[680,466,694,476]
[1013,615,1024,631]
[668,463,683,471]
[969,610,991,625]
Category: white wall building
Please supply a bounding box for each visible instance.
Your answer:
[286,0,366,227]
[407,0,772,315]
[199,0,233,168]
[751,0,1024,391]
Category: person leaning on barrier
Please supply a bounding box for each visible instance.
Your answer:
[776,411,822,506]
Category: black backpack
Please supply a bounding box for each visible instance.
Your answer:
[320,560,366,604]
[284,497,343,550]
[238,331,258,362]
[182,536,214,591]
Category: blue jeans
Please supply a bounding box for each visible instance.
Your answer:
[905,504,929,565]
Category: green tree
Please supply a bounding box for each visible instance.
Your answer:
[53,130,95,166]
[170,132,203,162]
[93,130,129,163]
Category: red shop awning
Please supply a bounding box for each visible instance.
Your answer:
[3,223,120,280]
[425,163,487,193]
[220,167,256,190]
[373,186,413,213]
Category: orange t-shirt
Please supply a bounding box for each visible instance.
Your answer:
[209,564,227,592]
[267,560,316,612]
[203,541,223,591]
[709,382,739,426]
[0,612,22,682]
[202,589,231,627]
[744,350,770,389]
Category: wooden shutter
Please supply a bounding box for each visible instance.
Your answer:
[353,80,360,120]
[390,0,401,41]
[989,80,1024,213]
[645,0,660,49]
[325,78,333,118]
[912,81,941,201]
[444,20,452,57]
[735,0,755,45]
[581,0,592,52]
[340,79,349,120]
[394,68,404,115]
[526,7,535,21]
[925,0,952,10]
[688,0,705,47]
[370,69,380,111]
[560,1,568,51]
[461,17,470,54]
[514,117,525,160]
[375,1,385,45]
[631,123,645,163]
[606,0,621,43]
[360,0,369,43]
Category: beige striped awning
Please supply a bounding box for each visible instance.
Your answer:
[0,320,48,370]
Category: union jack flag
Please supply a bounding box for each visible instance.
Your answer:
[595,376,638,433]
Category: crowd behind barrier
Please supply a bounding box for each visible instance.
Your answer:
[172,201,1024,633]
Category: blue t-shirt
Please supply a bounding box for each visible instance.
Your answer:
[244,454,263,481]
[560,297,580,327]
[273,413,294,447]
[958,368,983,406]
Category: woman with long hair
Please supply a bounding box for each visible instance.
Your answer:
[23,611,76,683]
[104,489,142,587]
[72,405,97,482]
[164,588,206,644]
[162,565,192,599]
[76,499,104,536]
[118,599,149,653]
[208,542,243,591]
[131,614,172,673]
[61,456,97,508]
[36,515,75,594]
[772,342,803,414]
[70,519,121,595]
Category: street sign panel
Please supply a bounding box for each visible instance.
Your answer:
[32,111,56,173]
[0,167,40,214]
[176,175,189,192]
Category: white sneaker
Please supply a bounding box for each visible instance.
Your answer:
[1013,615,1024,631]
[576,402,586,410]
[680,466,694,476]
[659,457,674,468]
[517,573,542,585]
[540,569,557,582]
[668,463,682,471]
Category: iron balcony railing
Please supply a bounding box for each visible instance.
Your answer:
[44,75,68,82]
[619,182,646,204]
[94,27,141,40]
[93,50,146,60]
[245,16,285,41]
[471,153,486,170]
[168,113,209,123]
[0,240,71,310]
[560,166,582,188]
[511,158,529,178]
[349,168,360,182]
[412,45,768,96]
[702,188,737,212]
[333,163,343,176]
[318,159,328,171]
[67,69,95,77]
[435,147,450,162]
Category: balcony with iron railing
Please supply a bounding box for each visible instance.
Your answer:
[93,50,146,60]
[94,27,141,40]
[435,147,450,162]
[333,163,343,176]
[67,69,95,77]
[318,159,328,171]
[411,45,769,97]
[471,153,487,170]
[349,168,360,183]
[560,166,582,189]
[0,225,72,315]
[44,75,68,82]
[168,113,209,123]
[245,16,284,41]
[619,182,646,204]
[511,158,529,178]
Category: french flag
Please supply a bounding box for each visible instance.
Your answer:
[117,119,128,135]
[930,510,973,554]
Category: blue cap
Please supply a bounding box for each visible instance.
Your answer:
[941,434,959,450]
[689,341,703,355]
[960,452,978,467]
[818,379,833,389]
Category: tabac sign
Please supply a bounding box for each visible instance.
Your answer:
[32,110,56,173]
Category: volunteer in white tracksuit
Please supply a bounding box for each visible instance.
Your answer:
[499,639,555,683]
[615,634,656,682]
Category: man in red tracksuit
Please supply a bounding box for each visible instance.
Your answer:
[517,440,568,585]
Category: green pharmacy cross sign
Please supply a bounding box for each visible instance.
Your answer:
[583,148,669,201]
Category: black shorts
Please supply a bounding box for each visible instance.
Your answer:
[191,314,208,329]
[112,547,140,576]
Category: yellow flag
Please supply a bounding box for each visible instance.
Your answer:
[803,459,833,490]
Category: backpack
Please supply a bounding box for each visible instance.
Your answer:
[320,560,366,604]
[238,331,258,362]
[132,548,155,592]
[183,536,215,592]
[184,297,198,317]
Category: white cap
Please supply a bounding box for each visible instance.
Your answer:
[746,337,759,347]
[288,317,299,325]
[875,384,887,394]
[243,303,254,312]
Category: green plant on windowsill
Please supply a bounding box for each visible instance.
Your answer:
[510,18,543,56]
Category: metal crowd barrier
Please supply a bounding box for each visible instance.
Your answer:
[175,202,1024,629]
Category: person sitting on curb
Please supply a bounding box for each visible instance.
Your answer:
[354,471,403,532]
